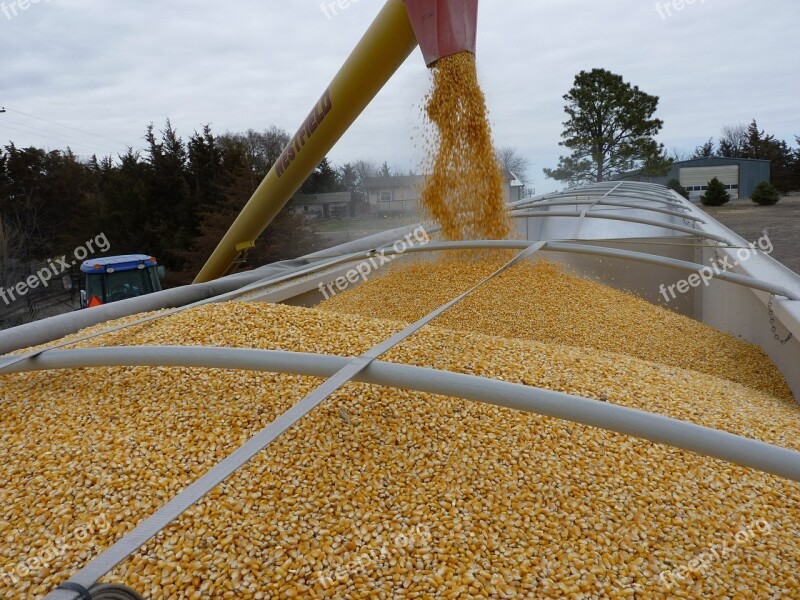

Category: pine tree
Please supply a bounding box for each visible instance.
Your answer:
[667,178,688,199]
[144,121,194,269]
[751,181,780,206]
[692,139,715,158]
[301,157,341,194]
[543,69,671,184]
[700,177,730,207]
[187,125,223,214]
[339,163,358,192]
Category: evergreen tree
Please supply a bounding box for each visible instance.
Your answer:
[693,139,716,158]
[543,69,671,184]
[183,136,320,283]
[751,181,780,206]
[301,157,341,194]
[793,137,800,191]
[667,178,689,199]
[99,148,152,254]
[0,120,326,289]
[144,121,194,269]
[0,144,50,259]
[339,163,358,192]
[700,177,730,206]
[187,125,223,213]
[738,120,795,191]
[47,148,103,253]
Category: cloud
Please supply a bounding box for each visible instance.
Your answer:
[1,0,798,192]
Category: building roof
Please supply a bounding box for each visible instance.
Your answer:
[363,175,426,189]
[615,155,773,183]
[508,170,524,187]
[365,170,517,190]
[673,157,771,166]
[289,192,353,205]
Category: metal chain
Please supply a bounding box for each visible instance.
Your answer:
[768,295,794,345]
[711,247,791,345]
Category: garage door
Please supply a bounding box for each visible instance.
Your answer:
[680,165,740,200]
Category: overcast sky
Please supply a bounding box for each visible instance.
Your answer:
[1,0,798,193]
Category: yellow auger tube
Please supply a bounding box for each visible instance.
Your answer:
[194,0,418,283]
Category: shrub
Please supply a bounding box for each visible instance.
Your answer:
[700,177,730,206]
[751,181,780,206]
[666,178,689,199]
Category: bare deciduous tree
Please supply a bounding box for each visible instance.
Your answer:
[221,126,291,178]
[352,160,380,190]
[719,124,748,158]
[495,146,531,183]
[670,147,692,162]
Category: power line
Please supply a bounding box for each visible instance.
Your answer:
[3,107,131,147]
[0,118,120,153]
[0,122,119,153]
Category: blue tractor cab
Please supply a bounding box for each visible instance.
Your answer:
[80,255,164,308]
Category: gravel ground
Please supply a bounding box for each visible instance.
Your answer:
[700,192,800,274]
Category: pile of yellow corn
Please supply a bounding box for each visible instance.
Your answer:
[321,258,793,400]
[1,257,798,599]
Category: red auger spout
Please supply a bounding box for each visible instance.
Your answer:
[403,0,479,66]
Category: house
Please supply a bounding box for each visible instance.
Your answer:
[286,192,353,219]
[507,171,526,202]
[632,157,771,201]
[363,175,426,215]
[363,170,524,215]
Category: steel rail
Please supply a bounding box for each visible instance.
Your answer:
[507,211,728,243]
[509,200,702,221]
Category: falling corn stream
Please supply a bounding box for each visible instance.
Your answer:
[421,53,512,242]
